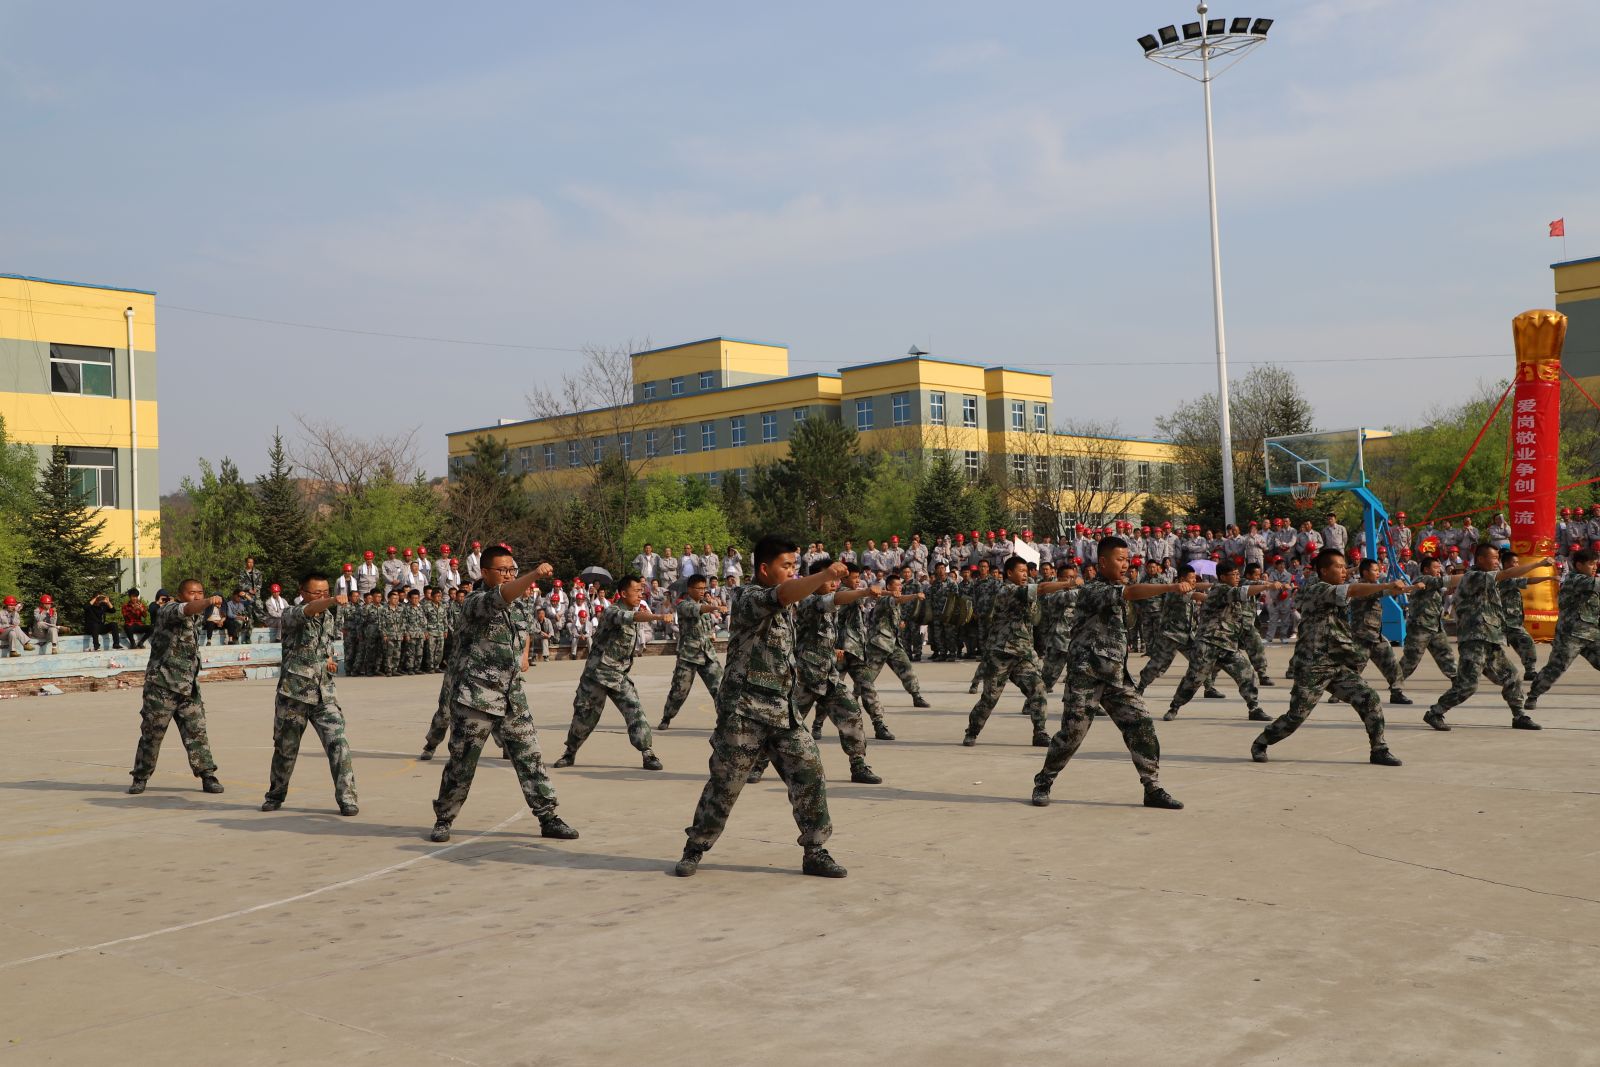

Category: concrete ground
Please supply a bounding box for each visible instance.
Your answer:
[2,647,1597,1066]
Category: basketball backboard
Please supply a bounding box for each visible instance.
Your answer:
[1263,428,1391,496]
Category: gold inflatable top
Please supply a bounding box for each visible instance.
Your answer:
[1512,309,1567,363]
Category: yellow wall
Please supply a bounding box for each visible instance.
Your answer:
[3,393,160,451]
[1555,259,1600,304]
[983,367,1053,402]
[631,338,789,386]
[0,281,156,351]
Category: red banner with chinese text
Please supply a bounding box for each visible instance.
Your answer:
[1508,310,1566,640]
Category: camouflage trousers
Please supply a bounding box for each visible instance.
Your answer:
[1202,627,1269,688]
[432,703,557,824]
[1352,635,1401,689]
[1041,648,1071,692]
[1399,627,1456,681]
[660,657,724,724]
[928,620,957,658]
[1138,613,1161,656]
[267,696,356,806]
[1528,634,1600,702]
[1257,662,1387,751]
[421,634,442,673]
[130,685,217,782]
[1504,625,1538,676]
[341,633,360,674]
[967,649,1048,737]
[379,639,401,675]
[565,674,653,754]
[1434,639,1524,718]
[425,687,509,753]
[901,622,923,659]
[881,644,923,698]
[1137,635,1192,691]
[961,621,981,657]
[684,713,832,853]
[1034,662,1162,790]
[752,679,871,779]
[1173,643,1260,713]
[402,636,424,674]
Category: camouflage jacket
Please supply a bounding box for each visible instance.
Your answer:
[1454,570,1526,644]
[277,604,339,706]
[1155,589,1196,644]
[865,595,902,654]
[1498,581,1528,630]
[342,602,363,637]
[718,583,798,728]
[1349,590,1386,642]
[1194,584,1255,651]
[144,601,204,696]
[1291,579,1362,671]
[581,604,639,688]
[1404,575,1449,634]
[795,592,844,694]
[400,603,426,639]
[927,577,957,619]
[1041,588,1080,653]
[972,576,1002,626]
[1555,572,1599,643]
[1067,578,1133,678]
[451,588,529,716]
[380,604,405,640]
[836,596,869,658]
[988,582,1040,657]
[674,599,718,666]
[238,569,264,597]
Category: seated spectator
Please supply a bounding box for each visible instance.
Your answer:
[263,584,289,640]
[1,595,34,656]
[121,589,153,648]
[224,589,255,644]
[203,596,227,645]
[31,595,61,654]
[86,592,124,651]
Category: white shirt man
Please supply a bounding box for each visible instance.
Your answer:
[356,556,380,595]
[464,544,483,584]
[437,559,461,590]
[404,561,427,594]
[417,551,433,584]
[335,569,359,597]
[679,546,698,579]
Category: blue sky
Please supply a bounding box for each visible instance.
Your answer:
[5,0,1596,490]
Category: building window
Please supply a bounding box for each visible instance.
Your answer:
[620,434,633,461]
[699,371,714,390]
[736,467,749,487]
[568,441,580,468]
[964,450,981,480]
[672,426,687,455]
[701,421,717,451]
[855,398,874,432]
[962,395,978,427]
[1010,400,1025,432]
[543,444,556,470]
[1111,462,1127,491]
[1062,457,1077,490]
[707,470,720,487]
[730,416,746,448]
[66,447,116,507]
[670,376,685,397]
[517,446,533,472]
[793,407,808,424]
[645,430,659,458]
[1034,455,1049,486]
[761,411,778,443]
[643,381,657,401]
[50,344,115,398]
[1033,403,1047,432]
[892,393,910,426]
[929,391,945,426]
[1088,460,1104,491]
[1010,453,1026,480]
[1137,461,1151,492]
[591,437,603,463]
[1182,466,1195,493]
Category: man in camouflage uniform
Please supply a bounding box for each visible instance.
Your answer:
[399,589,426,674]
[1135,565,1211,696]
[925,562,957,661]
[841,571,928,742]
[1424,544,1553,732]
[1163,561,1283,721]
[238,556,264,599]
[964,556,1079,747]
[1348,556,1409,705]
[555,575,671,769]
[260,573,358,815]
[359,591,385,675]
[126,578,224,795]
[341,593,365,676]
[750,559,882,785]
[899,564,926,661]
[1250,547,1408,766]
[1040,562,1082,693]
[674,538,849,879]
[1526,548,1600,709]
[658,573,724,729]
[1497,548,1541,681]
[1031,537,1190,810]
[428,547,577,843]
[377,590,404,675]
[1134,559,1166,655]
[1399,555,1458,683]
[966,560,1003,693]
[420,588,443,673]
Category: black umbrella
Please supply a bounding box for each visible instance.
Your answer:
[578,566,614,589]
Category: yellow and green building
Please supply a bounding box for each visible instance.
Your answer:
[1554,256,1600,392]
[0,273,160,590]
[447,336,1183,526]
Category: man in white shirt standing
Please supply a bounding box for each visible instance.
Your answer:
[356,550,380,596]
[633,543,663,583]
[679,543,699,580]
[463,542,483,587]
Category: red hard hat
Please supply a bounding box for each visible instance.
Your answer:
[956,534,965,542]
[578,609,587,617]
[986,531,995,540]
[891,535,899,543]
[271,583,283,592]
[970,530,979,539]
[387,546,396,553]
[1350,549,1362,560]
[1560,507,1571,516]
[1162,521,1172,528]
[1270,555,1282,563]
[2,596,15,606]
[1131,556,1143,564]
[472,541,481,549]
[554,580,563,586]
[449,558,458,565]
[1141,525,1151,532]
[1023,529,1032,537]
[343,564,353,572]
[364,550,375,559]
[418,546,428,555]
[1073,556,1084,565]
[1397,511,1407,518]
[998,528,1007,537]
[1233,555,1244,564]
[1210,551,1221,560]
[39,594,52,605]
[403,548,412,557]
[440,544,451,553]
[1400,548,1412,557]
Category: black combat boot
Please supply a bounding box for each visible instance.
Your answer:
[201,775,224,794]
[802,847,848,878]
[1143,786,1184,810]
[674,846,705,877]
[1369,748,1402,767]
[540,814,579,839]
[850,760,882,785]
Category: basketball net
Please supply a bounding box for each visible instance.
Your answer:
[1289,482,1321,510]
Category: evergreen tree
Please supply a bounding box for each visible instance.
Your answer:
[161,457,260,594]
[749,418,876,544]
[0,415,37,598]
[443,435,530,550]
[912,453,977,539]
[253,430,314,588]
[22,444,116,624]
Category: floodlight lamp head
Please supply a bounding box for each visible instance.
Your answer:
[1158,24,1179,44]
[1138,33,1160,53]
[1230,16,1251,32]
[1206,18,1225,34]
[1251,17,1273,35]
[1182,21,1202,39]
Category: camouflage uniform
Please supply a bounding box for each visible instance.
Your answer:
[1254,578,1391,755]
[420,598,443,673]
[1429,570,1531,725]
[966,575,1002,688]
[752,591,875,780]
[400,600,426,674]
[1033,579,1165,796]
[1167,584,1264,718]
[431,587,561,827]
[1136,589,1196,692]
[129,601,218,785]
[1349,587,1402,690]
[341,600,364,676]
[844,596,923,736]
[926,575,957,660]
[1527,571,1600,705]
[965,582,1049,742]
[562,604,655,758]
[660,599,723,725]
[378,603,403,675]
[900,575,924,660]
[1039,587,1080,692]
[1398,575,1457,681]
[1499,581,1539,679]
[266,604,357,809]
[683,583,832,856]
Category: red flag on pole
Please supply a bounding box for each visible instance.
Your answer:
[1550,218,1566,237]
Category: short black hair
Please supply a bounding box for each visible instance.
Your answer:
[481,545,514,570]
[1418,554,1439,568]
[1176,563,1194,578]
[1474,542,1499,562]
[1498,546,1518,565]
[1573,549,1597,565]
[178,578,204,593]
[300,570,330,588]
[753,534,797,570]
[407,589,421,598]
[685,573,708,587]
[126,588,140,598]
[807,558,833,575]
[1098,535,1129,557]
[615,574,642,594]
[1313,547,1347,574]
[1358,557,1381,574]
[844,561,862,575]
[1216,559,1238,577]
[1003,555,1028,574]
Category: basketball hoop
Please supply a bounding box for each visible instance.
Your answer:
[1289,482,1321,510]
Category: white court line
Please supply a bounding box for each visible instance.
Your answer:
[0,809,527,970]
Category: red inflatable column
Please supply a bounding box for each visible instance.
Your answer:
[1509,309,1565,641]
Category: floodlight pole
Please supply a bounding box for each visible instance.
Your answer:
[1198,10,1237,530]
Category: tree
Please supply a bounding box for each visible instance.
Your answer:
[441,435,533,550]
[290,414,422,510]
[854,455,919,544]
[312,478,439,573]
[717,474,757,545]
[1156,365,1316,528]
[254,430,314,588]
[161,457,260,594]
[912,452,979,538]
[749,417,877,545]
[22,444,116,623]
[620,474,733,567]
[1008,420,1146,535]
[0,415,36,599]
